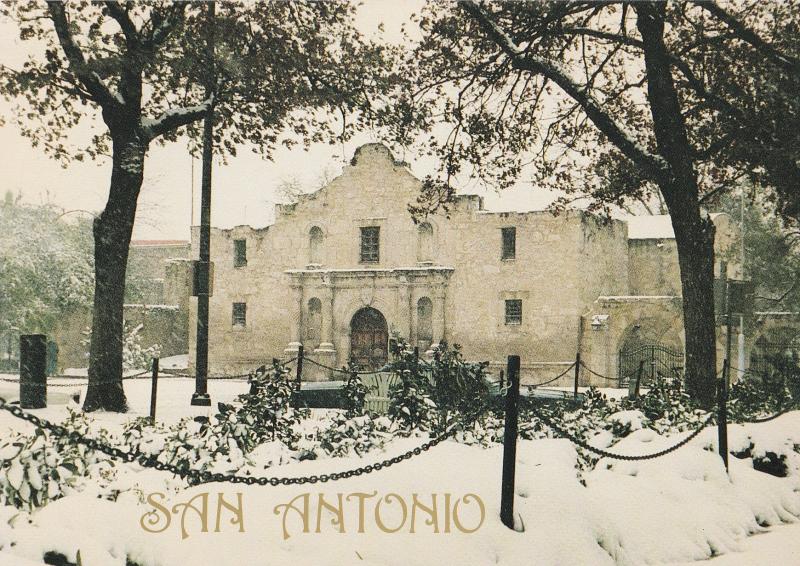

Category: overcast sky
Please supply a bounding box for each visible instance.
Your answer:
[0,1,559,241]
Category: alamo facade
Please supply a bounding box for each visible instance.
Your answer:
[187,143,753,386]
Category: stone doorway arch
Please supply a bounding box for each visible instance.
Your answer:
[350,307,389,370]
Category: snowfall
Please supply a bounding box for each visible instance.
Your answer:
[0,374,799,566]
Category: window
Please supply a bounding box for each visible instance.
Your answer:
[360,226,380,263]
[505,299,522,325]
[417,222,434,262]
[501,227,516,260]
[234,239,247,267]
[232,302,247,327]
[309,226,324,264]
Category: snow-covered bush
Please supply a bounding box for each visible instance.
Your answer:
[386,341,438,430]
[81,322,161,371]
[121,323,160,372]
[342,362,369,418]
[728,364,795,422]
[0,406,115,510]
[428,342,492,426]
[317,414,394,457]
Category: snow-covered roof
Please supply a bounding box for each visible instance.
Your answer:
[626,213,724,240]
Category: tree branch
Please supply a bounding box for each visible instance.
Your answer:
[460,0,670,183]
[46,1,121,110]
[141,95,214,140]
[698,1,800,77]
[103,2,140,47]
[147,3,187,47]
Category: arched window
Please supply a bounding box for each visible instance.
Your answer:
[417,222,434,262]
[417,297,433,350]
[306,297,322,347]
[309,226,324,264]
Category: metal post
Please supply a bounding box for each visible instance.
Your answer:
[500,355,520,530]
[573,352,581,400]
[634,359,645,399]
[717,371,729,472]
[20,335,46,409]
[499,369,504,390]
[294,345,304,409]
[149,357,159,422]
[191,0,215,407]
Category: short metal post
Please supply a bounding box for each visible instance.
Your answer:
[500,355,520,530]
[717,371,729,472]
[20,334,46,409]
[573,352,581,400]
[149,357,159,422]
[294,346,303,410]
[634,360,645,398]
[499,369,505,390]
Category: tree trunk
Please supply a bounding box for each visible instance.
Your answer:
[637,4,718,406]
[670,208,718,406]
[83,131,147,412]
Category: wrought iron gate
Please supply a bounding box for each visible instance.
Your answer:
[618,344,684,387]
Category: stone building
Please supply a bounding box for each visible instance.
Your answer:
[188,143,791,386]
[47,240,192,372]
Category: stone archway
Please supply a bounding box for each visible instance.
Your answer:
[350,307,388,370]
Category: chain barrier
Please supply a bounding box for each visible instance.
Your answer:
[0,358,300,387]
[523,401,716,461]
[729,403,798,424]
[526,363,576,388]
[578,362,621,382]
[0,395,492,486]
[302,357,397,376]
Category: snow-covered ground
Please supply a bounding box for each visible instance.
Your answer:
[0,376,799,565]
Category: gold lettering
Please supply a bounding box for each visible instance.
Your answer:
[215,492,245,533]
[273,493,310,540]
[171,492,209,540]
[452,493,485,534]
[410,493,438,533]
[315,493,345,533]
[346,491,377,533]
[443,493,451,533]
[374,493,407,534]
[139,492,171,534]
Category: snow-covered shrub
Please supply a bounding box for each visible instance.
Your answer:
[428,342,492,427]
[131,362,305,474]
[121,322,160,371]
[80,322,161,371]
[0,406,114,510]
[386,341,437,431]
[342,362,369,417]
[729,366,793,422]
[317,413,394,457]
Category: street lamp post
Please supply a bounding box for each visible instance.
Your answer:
[191,1,215,407]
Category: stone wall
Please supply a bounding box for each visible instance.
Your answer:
[191,144,637,385]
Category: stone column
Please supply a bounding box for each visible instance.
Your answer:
[311,284,336,380]
[397,276,413,345]
[426,286,447,358]
[284,282,303,357]
[316,285,335,353]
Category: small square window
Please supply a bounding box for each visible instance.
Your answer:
[232,302,247,327]
[505,299,522,325]
[234,239,247,267]
[502,227,516,260]
[360,226,380,263]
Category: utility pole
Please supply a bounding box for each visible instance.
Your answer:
[191,1,215,407]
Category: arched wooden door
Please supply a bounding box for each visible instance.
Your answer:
[350,307,388,370]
